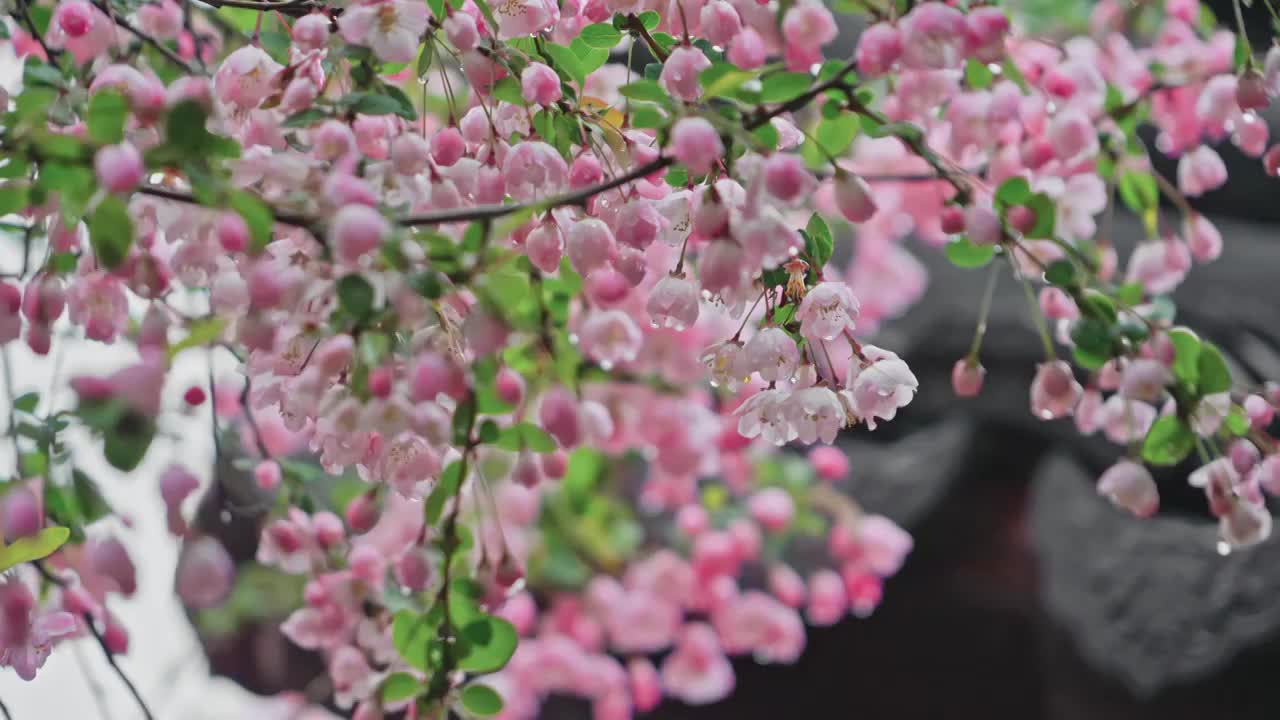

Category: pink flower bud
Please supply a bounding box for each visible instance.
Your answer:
[676,504,709,536]
[88,536,137,596]
[1237,69,1269,110]
[1177,145,1228,197]
[763,153,815,204]
[939,205,965,234]
[430,126,466,167]
[660,45,711,102]
[409,353,467,402]
[1096,460,1158,517]
[646,274,700,331]
[1245,394,1274,429]
[538,387,581,448]
[291,13,330,50]
[1039,287,1078,320]
[94,143,144,193]
[176,537,234,609]
[670,117,723,177]
[444,12,479,52]
[394,549,431,591]
[727,27,766,69]
[748,488,795,532]
[585,266,630,306]
[541,449,568,479]
[348,544,386,587]
[1184,213,1223,262]
[313,511,344,548]
[964,6,1009,63]
[1030,360,1082,420]
[103,622,129,654]
[390,133,431,175]
[856,22,902,76]
[807,445,848,482]
[1007,205,1036,235]
[3,488,41,540]
[806,570,847,626]
[314,120,356,161]
[254,460,282,491]
[495,368,526,406]
[56,0,94,37]
[900,2,966,69]
[950,358,986,397]
[566,218,615,276]
[329,204,390,265]
[965,203,1002,245]
[521,62,561,106]
[215,212,251,253]
[569,154,603,188]
[782,3,836,49]
[700,1,741,46]
[345,492,380,533]
[832,172,877,223]
[525,221,565,274]
[768,564,807,608]
[137,0,182,39]
[629,658,663,713]
[1265,144,1280,176]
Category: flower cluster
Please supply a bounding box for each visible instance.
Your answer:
[2,0,1280,716]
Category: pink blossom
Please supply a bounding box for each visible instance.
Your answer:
[742,327,800,383]
[795,282,859,341]
[214,46,283,109]
[136,0,183,40]
[832,172,878,222]
[329,204,390,265]
[661,45,712,102]
[1097,460,1159,517]
[670,117,724,176]
[808,445,848,481]
[782,2,837,49]
[1184,213,1223,262]
[94,142,144,194]
[660,622,732,702]
[806,570,847,626]
[494,0,557,38]
[727,27,766,70]
[48,1,114,64]
[338,0,430,63]
[292,13,330,50]
[176,536,235,609]
[899,2,967,70]
[0,579,78,681]
[522,62,562,105]
[857,23,902,77]
[1125,237,1191,294]
[785,387,847,444]
[579,309,643,368]
[712,591,805,663]
[951,359,985,397]
[845,345,918,430]
[444,11,479,51]
[504,141,569,201]
[647,274,700,331]
[748,488,795,531]
[604,590,681,653]
[1177,144,1228,196]
[1030,360,1082,420]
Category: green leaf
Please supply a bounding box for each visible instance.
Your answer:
[72,469,112,524]
[102,413,155,471]
[700,61,756,99]
[381,672,423,703]
[519,423,556,453]
[168,317,227,359]
[0,184,29,216]
[1141,415,1195,466]
[1117,171,1159,216]
[804,213,834,268]
[579,22,623,49]
[425,461,464,524]
[417,38,437,77]
[259,30,291,63]
[427,0,446,21]
[944,237,996,268]
[800,114,859,169]
[281,108,329,128]
[965,58,995,89]
[993,176,1032,209]
[570,38,610,79]
[759,72,813,103]
[88,196,134,269]
[1079,290,1117,323]
[458,615,518,673]
[618,79,669,104]
[752,122,780,150]
[452,397,477,446]
[478,419,501,444]
[1115,282,1145,307]
[544,43,584,86]
[1168,327,1200,387]
[228,191,274,252]
[1043,259,1076,288]
[637,10,660,30]
[1023,192,1056,239]
[491,76,524,106]
[392,609,435,673]
[1001,57,1029,93]
[0,527,71,572]
[337,274,376,320]
[86,91,128,145]
[13,392,39,414]
[1225,405,1251,436]
[1070,317,1112,359]
[167,100,211,152]
[346,92,405,116]
[1196,341,1232,395]
[459,684,504,717]
[631,104,667,129]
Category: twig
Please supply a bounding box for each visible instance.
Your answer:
[623,13,669,62]
[91,0,201,75]
[0,695,11,720]
[32,563,156,720]
[197,0,319,18]
[15,0,59,63]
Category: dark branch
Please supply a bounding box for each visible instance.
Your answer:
[32,563,156,720]
[91,0,200,75]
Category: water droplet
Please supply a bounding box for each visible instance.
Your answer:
[568,333,580,345]
[1217,541,1231,556]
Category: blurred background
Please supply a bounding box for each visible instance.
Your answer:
[7,0,1280,718]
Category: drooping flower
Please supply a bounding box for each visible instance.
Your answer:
[1096,460,1159,517]
[845,345,918,430]
[1030,360,1082,420]
[795,282,859,341]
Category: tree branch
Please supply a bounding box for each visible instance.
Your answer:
[91,0,201,75]
[33,563,156,720]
